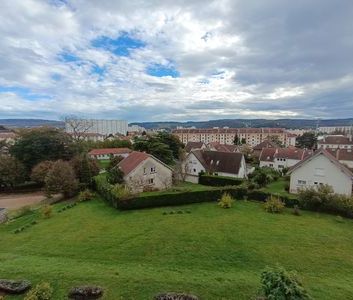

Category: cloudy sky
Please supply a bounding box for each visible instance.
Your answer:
[0,0,352,122]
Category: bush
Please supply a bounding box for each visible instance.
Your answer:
[41,205,53,219]
[218,192,234,208]
[106,167,124,185]
[78,189,95,202]
[248,167,280,187]
[264,195,285,213]
[24,282,53,300]
[111,184,131,200]
[260,266,311,299]
[298,185,353,218]
[199,174,243,187]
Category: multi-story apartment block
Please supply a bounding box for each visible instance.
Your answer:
[65,119,128,136]
[172,128,296,147]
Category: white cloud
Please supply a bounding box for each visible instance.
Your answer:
[0,0,352,121]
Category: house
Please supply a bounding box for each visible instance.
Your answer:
[118,151,173,192]
[259,147,312,171]
[88,148,132,160]
[326,148,353,169]
[253,140,278,158]
[206,142,239,152]
[288,149,353,196]
[184,141,206,153]
[183,150,247,183]
[317,135,353,150]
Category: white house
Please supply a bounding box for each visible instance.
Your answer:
[183,150,247,183]
[288,149,353,196]
[88,148,132,160]
[259,147,313,171]
[118,151,173,193]
[317,135,353,150]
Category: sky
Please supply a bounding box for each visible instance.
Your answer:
[0,0,352,122]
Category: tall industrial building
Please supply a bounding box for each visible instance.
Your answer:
[65,119,128,136]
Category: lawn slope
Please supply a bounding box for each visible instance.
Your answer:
[1,198,353,299]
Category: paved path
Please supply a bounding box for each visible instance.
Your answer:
[0,192,47,210]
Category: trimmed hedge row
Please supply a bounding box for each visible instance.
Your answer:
[94,176,298,210]
[199,175,243,187]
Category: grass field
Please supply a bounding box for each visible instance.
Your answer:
[1,197,353,299]
[260,178,297,199]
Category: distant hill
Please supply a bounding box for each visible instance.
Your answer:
[132,118,353,130]
[0,119,64,128]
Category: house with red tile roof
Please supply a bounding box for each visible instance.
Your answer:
[326,148,353,169]
[253,139,278,158]
[88,148,132,160]
[117,151,173,193]
[183,150,247,183]
[206,142,239,153]
[184,141,206,153]
[317,135,353,150]
[288,149,353,196]
[259,147,312,171]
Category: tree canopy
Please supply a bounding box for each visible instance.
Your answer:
[296,132,317,149]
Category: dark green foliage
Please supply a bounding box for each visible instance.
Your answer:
[297,185,353,218]
[199,174,243,187]
[106,167,124,185]
[70,154,100,189]
[261,265,311,299]
[296,132,317,149]
[155,131,184,159]
[133,136,174,165]
[106,155,124,171]
[0,155,26,188]
[10,128,75,173]
[248,167,280,187]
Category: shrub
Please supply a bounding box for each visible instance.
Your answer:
[111,184,131,200]
[106,167,124,185]
[24,282,53,300]
[264,195,285,213]
[218,192,234,208]
[249,167,281,187]
[298,185,353,218]
[31,161,54,184]
[260,266,311,299]
[78,189,95,202]
[293,205,301,216]
[199,174,243,187]
[41,205,53,219]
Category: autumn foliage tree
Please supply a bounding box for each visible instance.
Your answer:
[30,161,54,184]
[45,160,78,198]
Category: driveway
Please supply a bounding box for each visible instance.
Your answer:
[0,192,47,210]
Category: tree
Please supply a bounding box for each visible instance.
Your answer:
[233,134,240,145]
[106,155,124,172]
[10,127,75,174]
[70,154,100,189]
[296,132,317,149]
[133,136,174,165]
[156,132,184,159]
[0,155,25,188]
[268,135,283,147]
[241,138,246,144]
[106,167,125,185]
[31,161,54,184]
[64,116,93,142]
[173,148,189,183]
[45,160,78,198]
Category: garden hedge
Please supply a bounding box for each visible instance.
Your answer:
[94,176,298,210]
[199,175,243,187]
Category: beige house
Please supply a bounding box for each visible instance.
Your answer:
[118,151,173,193]
[288,149,353,196]
[183,150,247,183]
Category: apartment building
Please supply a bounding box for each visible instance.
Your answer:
[172,128,296,147]
[65,119,128,136]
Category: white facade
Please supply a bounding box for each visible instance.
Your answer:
[289,153,353,196]
[260,158,300,171]
[66,119,128,136]
[124,157,173,192]
[318,126,353,134]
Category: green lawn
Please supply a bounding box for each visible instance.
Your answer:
[98,159,111,170]
[1,198,353,299]
[261,178,297,199]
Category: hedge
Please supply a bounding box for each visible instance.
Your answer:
[199,175,243,187]
[94,176,298,210]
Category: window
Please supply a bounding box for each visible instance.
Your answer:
[298,180,306,185]
[193,168,196,173]
[314,168,324,176]
[143,167,146,175]
[278,165,284,169]
[148,178,154,184]
[150,166,156,173]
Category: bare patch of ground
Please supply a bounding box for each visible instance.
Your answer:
[0,192,47,210]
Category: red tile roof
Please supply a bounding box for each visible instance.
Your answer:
[208,142,239,152]
[185,141,205,152]
[88,148,132,156]
[319,135,353,145]
[326,148,353,161]
[259,147,312,162]
[118,151,149,176]
[253,140,278,151]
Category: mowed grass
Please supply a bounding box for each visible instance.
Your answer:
[1,198,353,299]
